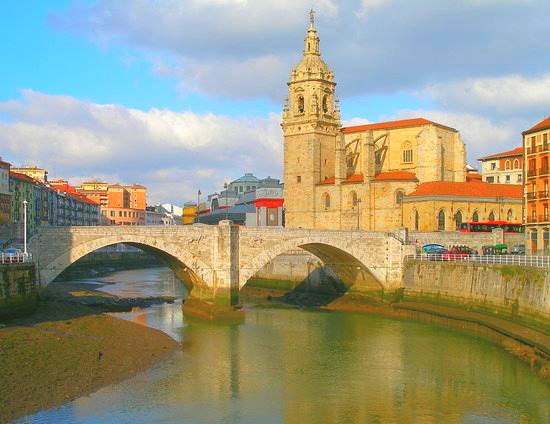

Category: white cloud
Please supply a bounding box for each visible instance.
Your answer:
[0,90,283,204]
[355,0,392,17]
[423,74,550,115]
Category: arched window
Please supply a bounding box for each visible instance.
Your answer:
[323,192,330,209]
[514,159,519,169]
[414,210,419,231]
[544,228,550,251]
[395,190,404,205]
[438,210,445,231]
[402,142,413,163]
[488,211,495,221]
[505,160,511,170]
[454,210,463,230]
[322,95,328,113]
[298,96,304,114]
[349,191,358,209]
[211,198,219,210]
[507,209,513,221]
[472,211,479,222]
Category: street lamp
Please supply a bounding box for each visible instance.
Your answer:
[23,200,28,258]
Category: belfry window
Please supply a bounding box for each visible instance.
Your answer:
[298,96,305,114]
[322,95,328,113]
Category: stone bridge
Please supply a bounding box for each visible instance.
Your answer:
[30,222,415,318]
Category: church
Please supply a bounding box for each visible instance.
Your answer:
[282,13,522,232]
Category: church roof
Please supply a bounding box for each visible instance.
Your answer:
[478,147,523,161]
[342,118,457,133]
[523,117,550,135]
[406,181,522,199]
[374,171,417,181]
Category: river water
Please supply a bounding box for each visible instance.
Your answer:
[19,267,550,423]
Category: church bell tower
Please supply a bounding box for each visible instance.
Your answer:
[282,10,341,228]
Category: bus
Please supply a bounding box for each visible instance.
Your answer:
[458,221,524,234]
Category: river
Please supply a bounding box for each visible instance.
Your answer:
[18,267,550,423]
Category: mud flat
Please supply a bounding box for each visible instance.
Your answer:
[0,300,178,423]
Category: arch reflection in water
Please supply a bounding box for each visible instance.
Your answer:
[19,268,550,424]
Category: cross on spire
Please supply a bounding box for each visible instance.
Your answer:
[309,8,315,27]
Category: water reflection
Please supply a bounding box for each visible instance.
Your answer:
[19,268,550,424]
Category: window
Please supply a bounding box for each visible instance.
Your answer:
[454,211,463,230]
[239,186,243,192]
[517,174,522,183]
[505,160,511,170]
[486,176,494,183]
[395,190,404,204]
[514,159,519,169]
[488,211,495,221]
[491,162,496,170]
[472,211,479,222]
[507,209,513,221]
[545,228,550,251]
[414,210,419,231]
[322,95,328,113]
[297,176,301,183]
[298,96,305,114]
[402,142,413,163]
[323,193,330,209]
[438,210,445,231]
[505,175,510,183]
[246,186,250,191]
[350,191,358,209]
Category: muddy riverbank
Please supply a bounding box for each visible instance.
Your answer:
[0,299,178,423]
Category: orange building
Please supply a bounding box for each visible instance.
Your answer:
[524,117,550,253]
[77,181,147,226]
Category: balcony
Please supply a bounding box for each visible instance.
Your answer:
[540,143,550,153]
[527,216,538,223]
[527,169,538,178]
[539,191,550,201]
[539,215,550,224]
[540,167,550,177]
[527,192,538,201]
[527,147,537,155]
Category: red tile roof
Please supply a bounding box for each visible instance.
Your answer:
[317,173,365,185]
[466,173,482,182]
[342,173,364,183]
[407,181,522,199]
[478,147,523,161]
[342,118,457,134]
[374,171,417,181]
[10,171,38,184]
[523,117,550,135]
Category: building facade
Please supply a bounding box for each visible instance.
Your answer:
[196,174,284,226]
[10,166,48,183]
[524,117,550,253]
[77,181,147,226]
[282,16,473,231]
[478,147,523,184]
[0,158,11,225]
[402,181,522,231]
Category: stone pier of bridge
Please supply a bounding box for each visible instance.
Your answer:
[30,221,415,319]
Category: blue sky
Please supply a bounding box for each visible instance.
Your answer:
[1,0,549,203]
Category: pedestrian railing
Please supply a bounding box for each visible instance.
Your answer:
[405,254,550,268]
[0,252,33,265]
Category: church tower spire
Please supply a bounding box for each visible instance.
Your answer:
[282,11,341,229]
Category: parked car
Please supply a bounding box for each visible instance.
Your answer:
[422,244,447,254]
[482,244,508,255]
[510,244,525,255]
[444,246,474,260]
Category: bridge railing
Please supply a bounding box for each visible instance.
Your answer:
[0,252,33,265]
[405,254,550,268]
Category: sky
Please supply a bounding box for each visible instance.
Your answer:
[1,0,549,204]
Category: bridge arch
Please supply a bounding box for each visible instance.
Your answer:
[239,236,387,291]
[31,233,213,289]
